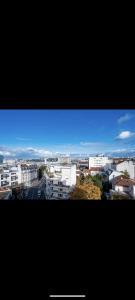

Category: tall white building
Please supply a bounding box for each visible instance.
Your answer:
[116,160,135,180]
[89,156,113,170]
[45,164,76,199]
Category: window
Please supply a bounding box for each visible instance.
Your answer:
[1,181,9,186]
[11,176,17,181]
[58,193,63,197]
[58,182,62,186]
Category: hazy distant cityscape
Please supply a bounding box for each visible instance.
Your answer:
[0,109,135,200]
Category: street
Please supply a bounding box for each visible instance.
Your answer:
[23,176,46,200]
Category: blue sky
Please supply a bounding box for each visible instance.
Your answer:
[0,109,135,158]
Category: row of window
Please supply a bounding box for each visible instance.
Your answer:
[49,181,63,186]
[51,193,63,198]
[50,187,63,191]
[1,174,9,179]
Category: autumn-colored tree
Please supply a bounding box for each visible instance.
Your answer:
[76,176,81,186]
[70,183,101,200]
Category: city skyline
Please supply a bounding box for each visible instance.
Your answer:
[0,109,135,158]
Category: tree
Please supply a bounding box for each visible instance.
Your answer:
[83,175,93,185]
[90,174,103,190]
[80,173,85,184]
[121,170,130,178]
[38,165,47,180]
[76,176,81,186]
[69,183,101,200]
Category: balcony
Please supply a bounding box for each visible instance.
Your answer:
[1,175,9,180]
[1,181,9,186]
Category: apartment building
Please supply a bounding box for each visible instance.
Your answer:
[89,156,113,170]
[21,164,38,187]
[116,160,135,179]
[0,164,38,188]
[0,165,21,188]
[45,164,76,199]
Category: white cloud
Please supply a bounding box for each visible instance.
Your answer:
[111,149,127,153]
[116,131,135,139]
[118,113,134,124]
[80,142,102,146]
[0,146,52,158]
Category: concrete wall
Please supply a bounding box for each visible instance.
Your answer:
[116,161,135,179]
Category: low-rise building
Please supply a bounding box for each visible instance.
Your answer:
[83,167,103,176]
[107,170,123,181]
[45,164,76,199]
[111,176,135,198]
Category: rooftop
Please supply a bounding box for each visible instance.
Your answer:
[90,167,104,171]
[112,176,135,187]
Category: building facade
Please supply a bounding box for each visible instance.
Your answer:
[111,176,135,199]
[44,156,71,165]
[0,165,21,188]
[21,164,38,187]
[116,160,135,179]
[89,156,113,170]
[0,164,38,188]
[45,164,76,199]
[108,170,123,181]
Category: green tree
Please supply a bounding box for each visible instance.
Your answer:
[38,165,48,180]
[83,175,93,185]
[121,170,130,178]
[91,174,103,190]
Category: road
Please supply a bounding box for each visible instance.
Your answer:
[23,177,46,200]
